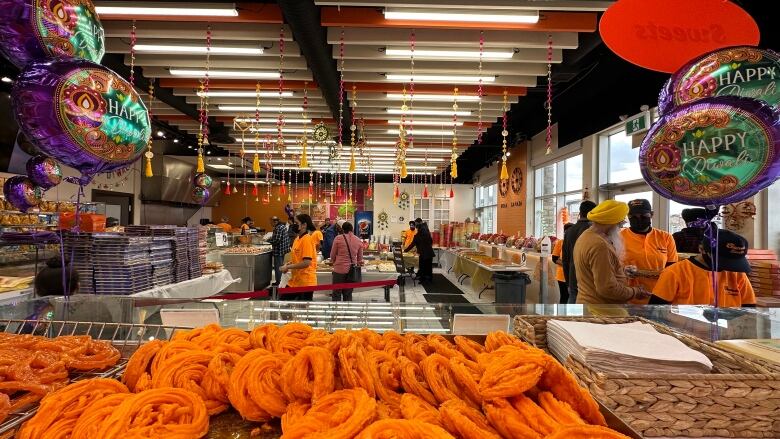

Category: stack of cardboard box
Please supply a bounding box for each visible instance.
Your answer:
[747,249,780,307]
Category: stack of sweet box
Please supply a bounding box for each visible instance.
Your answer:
[747,249,780,307]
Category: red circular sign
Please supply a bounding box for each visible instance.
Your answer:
[599,0,760,73]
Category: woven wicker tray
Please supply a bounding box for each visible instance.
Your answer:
[513,315,780,438]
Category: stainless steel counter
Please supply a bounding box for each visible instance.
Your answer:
[221,251,273,293]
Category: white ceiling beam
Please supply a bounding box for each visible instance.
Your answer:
[141,67,313,80]
[124,55,307,69]
[102,21,293,41]
[328,28,578,49]
[337,59,548,75]
[335,46,562,63]
[341,72,537,87]
[314,0,612,11]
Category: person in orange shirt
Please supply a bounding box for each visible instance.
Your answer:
[620,199,678,304]
[311,224,324,252]
[215,216,232,233]
[552,223,574,304]
[650,230,755,307]
[280,213,318,301]
[403,221,417,250]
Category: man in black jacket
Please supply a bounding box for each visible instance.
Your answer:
[561,200,597,304]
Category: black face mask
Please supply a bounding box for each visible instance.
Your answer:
[629,217,652,233]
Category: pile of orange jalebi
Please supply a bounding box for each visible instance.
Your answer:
[15,323,630,438]
[0,333,121,424]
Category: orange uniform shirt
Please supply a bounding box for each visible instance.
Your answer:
[216,223,232,233]
[620,228,679,304]
[403,229,417,250]
[552,239,565,282]
[288,233,318,287]
[652,259,756,307]
[311,230,323,247]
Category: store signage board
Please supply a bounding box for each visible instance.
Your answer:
[452,313,511,335]
[215,232,229,247]
[160,308,220,329]
[625,111,650,137]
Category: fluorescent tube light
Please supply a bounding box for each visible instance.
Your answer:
[96,2,238,17]
[385,48,513,59]
[135,44,262,55]
[387,129,455,136]
[384,7,539,24]
[386,93,480,102]
[234,118,311,124]
[219,105,303,112]
[386,74,494,83]
[387,119,463,127]
[170,69,279,79]
[386,108,471,116]
[207,164,233,170]
[199,91,294,98]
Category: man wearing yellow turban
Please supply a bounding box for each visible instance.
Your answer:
[573,200,650,304]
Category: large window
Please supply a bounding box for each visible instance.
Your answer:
[614,191,653,228]
[605,130,641,184]
[475,184,497,234]
[534,155,583,238]
[414,196,451,231]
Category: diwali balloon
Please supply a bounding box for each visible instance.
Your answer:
[0,0,105,69]
[659,46,780,115]
[3,176,43,212]
[12,59,151,182]
[193,173,212,189]
[26,155,62,189]
[191,187,209,205]
[640,96,780,207]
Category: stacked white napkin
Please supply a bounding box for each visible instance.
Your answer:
[547,320,713,375]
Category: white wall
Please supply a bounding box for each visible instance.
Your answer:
[372,182,475,242]
[1,159,143,224]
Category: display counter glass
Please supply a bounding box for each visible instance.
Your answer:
[0,296,776,342]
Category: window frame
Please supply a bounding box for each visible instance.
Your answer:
[533,155,583,237]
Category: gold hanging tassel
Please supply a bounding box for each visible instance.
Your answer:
[348,151,356,173]
[300,141,309,168]
[451,161,458,179]
[400,160,408,179]
[196,153,205,173]
[145,156,153,177]
[500,162,509,180]
[253,153,260,173]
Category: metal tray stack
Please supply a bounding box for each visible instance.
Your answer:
[92,234,152,295]
[196,226,208,273]
[186,227,203,279]
[172,227,190,282]
[150,236,174,287]
[61,232,95,294]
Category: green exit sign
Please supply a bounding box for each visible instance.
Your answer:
[625,111,650,136]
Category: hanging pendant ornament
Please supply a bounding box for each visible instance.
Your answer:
[337,176,342,197]
[196,25,212,174]
[545,33,553,156]
[500,89,509,180]
[252,82,261,173]
[477,30,485,144]
[349,84,357,173]
[450,87,459,179]
[252,183,259,197]
[277,26,286,159]
[300,81,310,168]
[224,180,231,195]
[309,172,314,197]
[144,79,155,178]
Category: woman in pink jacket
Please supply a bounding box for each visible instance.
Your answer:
[329,221,364,301]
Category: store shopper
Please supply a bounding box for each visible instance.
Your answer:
[215,216,232,233]
[240,217,254,235]
[673,208,711,254]
[650,230,756,307]
[573,200,649,304]
[269,216,291,285]
[403,221,417,250]
[329,221,364,301]
[311,224,324,253]
[552,223,574,304]
[321,218,337,260]
[280,213,317,300]
[620,199,678,304]
[406,222,434,283]
[561,200,597,304]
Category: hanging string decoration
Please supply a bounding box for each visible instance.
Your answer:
[196,25,212,174]
[349,84,357,173]
[300,81,310,168]
[252,82,261,173]
[500,89,509,180]
[336,28,345,197]
[545,33,553,156]
[144,79,155,178]
[277,26,286,194]
[450,87,459,179]
[477,30,484,144]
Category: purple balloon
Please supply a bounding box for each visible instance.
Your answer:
[0,0,105,69]
[12,58,151,181]
[26,155,62,189]
[640,96,780,207]
[193,173,212,189]
[3,176,43,212]
[192,187,209,205]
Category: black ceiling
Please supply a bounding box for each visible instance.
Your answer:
[1,0,777,184]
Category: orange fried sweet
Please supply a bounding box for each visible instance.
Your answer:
[420,354,463,405]
[238,350,290,418]
[203,351,242,404]
[483,398,542,439]
[272,323,313,355]
[122,339,163,392]
[399,393,442,427]
[538,391,586,426]
[478,346,546,400]
[356,419,455,439]
[538,358,607,426]
[427,335,463,359]
[281,401,311,433]
[249,324,278,350]
[402,334,433,363]
[439,398,502,439]
[71,393,132,438]
[449,356,483,407]
[510,394,561,436]
[151,350,228,415]
[398,357,437,407]
[280,388,377,439]
[338,340,375,397]
[281,346,335,403]
[16,378,128,439]
[366,350,402,410]
[0,393,10,424]
[97,387,209,439]
[454,336,486,362]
